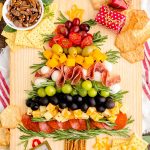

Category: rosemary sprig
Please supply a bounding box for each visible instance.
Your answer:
[98,119,115,127]
[38,51,47,61]
[127,116,134,125]
[110,90,128,102]
[83,19,97,27]
[18,124,129,142]
[106,50,120,64]
[55,11,68,24]
[26,90,37,99]
[30,62,46,74]
[32,117,51,122]
[93,31,108,47]
[42,33,55,43]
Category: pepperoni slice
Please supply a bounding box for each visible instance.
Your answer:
[39,122,54,133]
[78,119,87,130]
[90,120,105,129]
[58,121,71,130]
[69,119,81,130]
[47,120,60,130]
[22,114,40,132]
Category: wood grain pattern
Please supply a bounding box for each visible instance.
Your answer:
[9,0,141,150]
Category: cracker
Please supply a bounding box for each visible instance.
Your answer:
[90,0,107,10]
[112,138,128,146]
[0,105,21,128]
[0,3,3,21]
[15,30,34,48]
[27,18,55,49]
[110,146,122,150]
[1,31,16,41]
[121,45,144,63]
[0,128,10,146]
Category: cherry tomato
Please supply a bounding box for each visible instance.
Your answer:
[58,38,72,49]
[113,112,128,130]
[69,32,82,46]
[81,35,93,48]
[52,34,64,43]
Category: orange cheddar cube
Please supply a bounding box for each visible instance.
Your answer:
[75,55,84,65]
[43,50,53,59]
[46,59,59,68]
[84,56,94,65]
[66,58,75,66]
[59,53,67,64]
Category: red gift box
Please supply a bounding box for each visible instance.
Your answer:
[108,0,128,10]
[95,6,126,32]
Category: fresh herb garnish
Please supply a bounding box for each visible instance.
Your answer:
[3,25,16,32]
[110,90,128,102]
[98,118,115,127]
[42,0,54,6]
[32,117,51,122]
[83,19,97,27]
[55,11,68,24]
[42,33,55,43]
[106,50,120,64]
[127,116,134,125]
[93,31,108,47]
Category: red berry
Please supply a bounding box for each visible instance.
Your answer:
[81,35,93,48]
[70,25,80,33]
[79,31,88,38]
[58,38,72,48]
[73,18,80,26]
[65,20,73,29]
[80,24,90,32]
[69,32,82,46]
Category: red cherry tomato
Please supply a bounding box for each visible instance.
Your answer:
[81,35,93,48]
[32,139,41,148]
[69,32,82,46]
[113,112,128,130]
[58,38,72,49]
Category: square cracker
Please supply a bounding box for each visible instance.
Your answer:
[27,18,55,49]
[112,139,128,147]
[15,30,34,48]
[1,31,16,42]
[0,105,21,128]
[121,44,144,63]
[0,128,10,146]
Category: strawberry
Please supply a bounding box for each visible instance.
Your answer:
[58,38,72,49]
[69,32,82,46]
[81,35,93,48]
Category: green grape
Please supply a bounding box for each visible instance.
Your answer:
[79,88,87,97]
[56,87,62,93]
[68,47,77,57]
[45,86,56,96]
[37,88,46,97]
[100,91,110,97]
[76,47,82,55]
[88,88,97,97]
[71,89,78,96]
[64,48,68,54]
[82,80,92,91]
[52,44,63,54]
[62,84,73,94]
[82,46,94,57]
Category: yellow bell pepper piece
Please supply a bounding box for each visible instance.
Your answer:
[43,50,53,59]
[46,58,59,68]
[66,58,75,66]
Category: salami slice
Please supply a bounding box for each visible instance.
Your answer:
[64,67,74,80]
[56,66,65,87]
[39,122,54,133]
[105,75,121,87]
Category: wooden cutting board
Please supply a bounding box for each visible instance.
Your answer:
[9,0,141,149]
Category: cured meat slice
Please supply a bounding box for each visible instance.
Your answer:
[64,67,74,80]
[56,66,65,87]
[71,66,83,85]
[58,121,71,130]
[38,68,55,78]
[81,68,88,80]
[22,114,40,132]
[105,75,121,87]
[69,119,81,130]
[39,122,54,133]
[47,120,60,130]
[78,119,87,130]
[90,120,105,129]
[88,62,106,80]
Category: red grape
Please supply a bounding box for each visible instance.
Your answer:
[70,25,80,33]
[58,26,69,37]
[73,18,80,26]
[65,20,73,29]
[80,24,90,32]
[79,31,88,38]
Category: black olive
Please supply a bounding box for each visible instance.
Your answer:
[39,97,49,106]
[105,99,115,109]
[95,96,106,104]
[49,96,59,105]
[26,99,34,107]
[81,103,89,112]
[59,102,67,109]
[96,106,106,113]
[74,95,83,103]
[31,102,39,111]
[64,95,73,103]
[88,97,96,107]
[70,103,78,110]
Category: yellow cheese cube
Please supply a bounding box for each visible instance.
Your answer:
[49,109,58,117]
[59,53,67,64]
[82,113,89,119]
[82,62,91,69]
[108,115,117,123]
[73,109,83,119]
[102,109,111,117]
[32,110,41,118]
[52,53,60,60]
[66,58,75,66]
[55,112,68,122]
[62,108,72,119]
[90,112,103,121]
[86,107,96,116]
[40,106,47,112]
[46,103,56,112]
[43,50,53,59]
[110,102,122,115]
[44,111,53,120]
[46,58,59,68]
[84,56,94,65]
[75,55,84,65]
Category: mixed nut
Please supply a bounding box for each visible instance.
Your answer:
[6,0,42,28]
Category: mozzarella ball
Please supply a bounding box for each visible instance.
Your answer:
[34,78,47,87]
[103,61,113,72]
[40,66,50,74]
[110,84,121,94]
[94,71,101,82]
[82,68,88,77]
[51,70,61,81]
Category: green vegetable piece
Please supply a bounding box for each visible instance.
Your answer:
[3,25,16,32]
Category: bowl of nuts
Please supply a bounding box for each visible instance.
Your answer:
[3,0,44,30]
